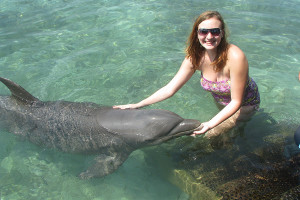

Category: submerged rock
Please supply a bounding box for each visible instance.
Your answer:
[144,118,300,200]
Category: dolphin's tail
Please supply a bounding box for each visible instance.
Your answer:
[0,77,40,104]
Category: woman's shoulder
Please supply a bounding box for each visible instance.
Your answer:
[183,56,198,70]
[227,44,247,61]
[226,44,248,73]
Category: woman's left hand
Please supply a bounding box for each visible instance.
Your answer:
[191,122,211,136]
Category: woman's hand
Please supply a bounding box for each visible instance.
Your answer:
[112,104,140,109]
[191,122,212,137]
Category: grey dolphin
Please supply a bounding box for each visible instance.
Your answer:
[0,77,201,179]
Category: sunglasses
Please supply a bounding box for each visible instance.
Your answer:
[198,28,221,36]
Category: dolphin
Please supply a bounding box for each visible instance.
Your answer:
[0,77,201,179]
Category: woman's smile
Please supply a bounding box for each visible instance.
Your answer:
[198,17,223,50]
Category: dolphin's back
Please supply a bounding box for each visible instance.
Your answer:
[0,97,122,153]
[0,77,128,153]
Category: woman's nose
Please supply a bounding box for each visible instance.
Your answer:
[206,32,213,39]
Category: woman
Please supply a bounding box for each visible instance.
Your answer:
[114,11,260,138]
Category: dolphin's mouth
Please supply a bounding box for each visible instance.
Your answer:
[148,119,201,145]
[169,119,201,136]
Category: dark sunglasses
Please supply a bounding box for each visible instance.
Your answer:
[198,28,221,36]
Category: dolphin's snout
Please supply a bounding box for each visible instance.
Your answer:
[181,119,202,130]
[169,119,201,136]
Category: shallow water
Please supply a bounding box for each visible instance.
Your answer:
[0,0,300,199]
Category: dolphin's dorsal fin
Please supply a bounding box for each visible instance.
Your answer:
[0,77,40,103]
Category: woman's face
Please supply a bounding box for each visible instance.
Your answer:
[197,17,223,50]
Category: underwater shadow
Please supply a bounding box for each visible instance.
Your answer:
[143,110,300,200]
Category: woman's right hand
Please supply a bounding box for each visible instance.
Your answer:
[112,104,140,109]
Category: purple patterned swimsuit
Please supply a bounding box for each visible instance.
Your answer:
[200,74,260,107]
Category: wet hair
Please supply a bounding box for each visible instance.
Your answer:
[186,11,229,71]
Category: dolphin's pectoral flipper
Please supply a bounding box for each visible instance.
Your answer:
[79,152,130,179]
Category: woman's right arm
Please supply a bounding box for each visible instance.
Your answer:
[113,58,195,109]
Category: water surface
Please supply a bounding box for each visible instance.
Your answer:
[0,0,300,199]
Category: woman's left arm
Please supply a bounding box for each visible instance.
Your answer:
[193,45,248,135]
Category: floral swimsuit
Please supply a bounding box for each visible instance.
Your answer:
[200,74,260,107]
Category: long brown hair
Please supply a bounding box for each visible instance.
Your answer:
[186,11,229,71]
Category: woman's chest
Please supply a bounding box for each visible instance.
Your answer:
[200,74,231,95]
[199,63,230,82]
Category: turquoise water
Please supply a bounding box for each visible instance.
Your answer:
[0,0,300,199]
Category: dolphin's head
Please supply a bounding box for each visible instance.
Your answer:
[96,108,201,147]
